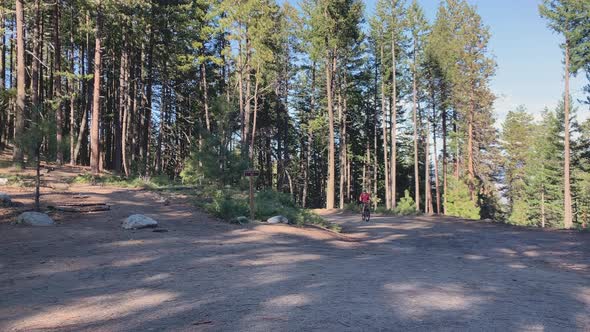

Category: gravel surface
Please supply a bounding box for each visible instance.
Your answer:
[0,186,589,331]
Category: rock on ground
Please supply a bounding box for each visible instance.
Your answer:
[0,192,11,206]
[0,178,8,185]
[16,212,55,226]
[122,214,158,230]
[267,215,289,224]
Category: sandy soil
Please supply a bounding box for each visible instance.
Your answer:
[0,166,589,331]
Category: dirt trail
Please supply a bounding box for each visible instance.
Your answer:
[0,169,589,331]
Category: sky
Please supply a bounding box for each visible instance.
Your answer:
[292,0,589,125]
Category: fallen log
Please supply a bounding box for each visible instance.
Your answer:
[49,205,110,212]
[57,202,110,207]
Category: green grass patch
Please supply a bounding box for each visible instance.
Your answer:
[69,173,175,190]
[0,173,36,187]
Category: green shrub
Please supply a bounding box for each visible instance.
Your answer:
[444,177,480,220]
[374,206,395,215]
[345,202,361,212]
[255,190,299,222]
[508,199,532,226]
[208,190,249,220]
[394,190,418,216]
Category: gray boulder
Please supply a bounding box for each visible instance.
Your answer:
[0,178,8,186]
[267,215,289,224]
[0,192,11,206]
[17,212,55,226]
[122,214,158,230]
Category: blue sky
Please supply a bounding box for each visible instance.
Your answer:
[365,0,588,123]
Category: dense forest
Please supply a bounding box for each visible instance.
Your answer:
[0,0,589,228]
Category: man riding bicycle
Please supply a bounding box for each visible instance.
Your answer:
[359,191,371,222]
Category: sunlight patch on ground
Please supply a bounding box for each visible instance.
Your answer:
[575,287,590,304]
[264,293,310,307]
[101,239,157,247]
[383,282,485,318]
[28,259,98,276]
[238,253,323,267]
[111,256,158,268]
[5,289,178,331]
[366,234,409,244]
[464,254,489,261]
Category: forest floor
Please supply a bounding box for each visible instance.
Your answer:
[0,160,589,331]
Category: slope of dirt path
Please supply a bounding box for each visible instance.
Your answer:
[1,171,589,331]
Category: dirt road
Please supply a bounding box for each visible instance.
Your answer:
[0,187,589,331]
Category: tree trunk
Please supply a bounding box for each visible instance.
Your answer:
[243,31,251,153]
[325,46,335,209]
[303,63,315,208]
[90,4,102,175]
[121,41,130,177]
[69,9,76,165]
[249,68,260,162]
[13,0,25,167]
[35,147,41,211]
[425,120,433,215]
[31,0,40,111]
[54,1,63,165]
[0,11,4,90]
[468,87,475,202]
[338,66,345,209]
[432,101,441,214]
[380,42,390,210]
[201,62,211,132]
[412,39,420,212]
[390,30,397,209]
[442,108,447,214]
[143,27,154,175]
[563,43,573,229]
[0,11,4,148]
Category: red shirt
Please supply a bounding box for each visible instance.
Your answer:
[359,192,370,203]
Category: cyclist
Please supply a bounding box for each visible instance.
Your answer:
[359,191,371,222]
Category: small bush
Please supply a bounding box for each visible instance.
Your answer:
[345,202,362,213]
[394,190,418,216]
[444,177,480,220]
[208,190,249,220]
[374,206,395,215]
[507,199,533,226]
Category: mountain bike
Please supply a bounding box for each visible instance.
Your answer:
[361,203,370,222]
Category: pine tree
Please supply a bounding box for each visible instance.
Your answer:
[407,0,428,212]
[539,0,587,228]
[501,106,535,224]
[13,0,25,167]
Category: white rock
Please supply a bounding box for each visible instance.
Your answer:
[0,178,8,185]
[17,212,55,226]
[267,215,289,224]
[0,192,11,206]
[122,214,158,230]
